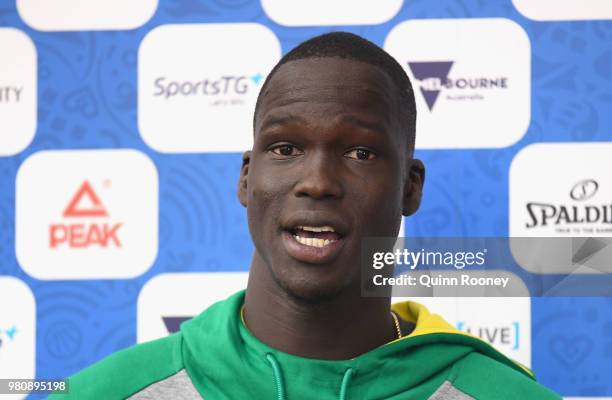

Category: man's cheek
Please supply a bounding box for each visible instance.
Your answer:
[247,181,271,220]
[248,184,285,233]
[250,171,288,201]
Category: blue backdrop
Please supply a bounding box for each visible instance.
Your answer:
[0,0,611,397]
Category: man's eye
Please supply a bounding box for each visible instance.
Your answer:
[345,148,375,160]
[271,144,302,157]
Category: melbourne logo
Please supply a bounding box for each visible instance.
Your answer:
[525,179,612,234]
[162,316,192,334]
[153,73,264,106]
[49,180,122,249]
[137,272,249,343]
[407,61,509,111]
[407,61,453,110]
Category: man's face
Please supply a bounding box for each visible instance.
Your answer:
[239,57,423,302]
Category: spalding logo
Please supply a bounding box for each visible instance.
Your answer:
[570,179,599,201]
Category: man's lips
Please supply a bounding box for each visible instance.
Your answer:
[281,212,349,237]
[281,229,346,264]
[280,212,350,264]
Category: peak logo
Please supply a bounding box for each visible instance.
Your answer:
[49,180,122,249]
[407,60,509,111]
[16,149,158,280]
[63,181,107,217]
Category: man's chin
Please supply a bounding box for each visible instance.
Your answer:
[274,275,350,305]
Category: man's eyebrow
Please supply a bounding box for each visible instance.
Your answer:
[340,115,388,135]
[259,113,307,132]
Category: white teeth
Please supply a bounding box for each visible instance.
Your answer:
[294,235,335,248]
[297,225,336,233]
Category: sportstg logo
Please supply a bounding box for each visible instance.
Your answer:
[153,73,264,100]
[0,325,18,351]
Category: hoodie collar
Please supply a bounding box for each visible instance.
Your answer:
[181,290,530,399]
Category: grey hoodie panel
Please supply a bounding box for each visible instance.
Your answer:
[127,370,472,400]
[128,369,202,400]
[427,381,475,400]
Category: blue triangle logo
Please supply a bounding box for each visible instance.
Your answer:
[250,73,264,85]
[407,61,454,111]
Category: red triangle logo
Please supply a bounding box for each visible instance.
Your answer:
[63,181,108,218]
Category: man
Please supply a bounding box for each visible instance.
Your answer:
[51,32,560,399]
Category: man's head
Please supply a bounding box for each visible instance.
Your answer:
[238,32,424,303]
[253,32,418,154]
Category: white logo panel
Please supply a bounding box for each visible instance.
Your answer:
[564,398,612,400]
[385,18,530,149]
[510,142,612,238]
[0,276,35,400]
[262,0,402,26]
[17,0,157,31]
[513,0,612,21]
[138,23,281,153]
[138,272,249,343]
[0,28,36,157]
[394,296,531,367]
[16,149,159,280]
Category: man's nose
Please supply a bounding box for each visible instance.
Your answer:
[293,152,343,200]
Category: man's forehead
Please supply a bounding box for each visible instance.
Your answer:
[256,57,399,128]
[263,57,395,97]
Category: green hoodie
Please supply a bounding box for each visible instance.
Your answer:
[49,290,560,399]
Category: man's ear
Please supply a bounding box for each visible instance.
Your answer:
[402,158,425,216]
[237,150,251,208]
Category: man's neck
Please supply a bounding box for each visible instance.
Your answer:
[243,256,398,360]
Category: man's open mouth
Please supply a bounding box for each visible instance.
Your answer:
[281,218,348,264]
[289,226,342,248]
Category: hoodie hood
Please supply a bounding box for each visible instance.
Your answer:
[180,290,534,400]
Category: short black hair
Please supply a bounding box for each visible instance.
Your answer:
[253,31,417,151]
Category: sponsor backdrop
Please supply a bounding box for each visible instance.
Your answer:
[0,0,611,398]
